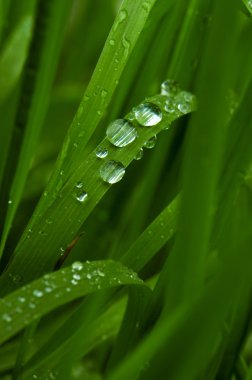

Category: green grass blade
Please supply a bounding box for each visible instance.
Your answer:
[162,0,239,309]
[0,0,73,261]
[0,87,195,295]
[0,259,142,345]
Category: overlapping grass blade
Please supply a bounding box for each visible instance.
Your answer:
[0,259,143,345]
[0,88,195,295]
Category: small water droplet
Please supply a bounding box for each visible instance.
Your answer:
[142,1,151,12]
[113,9,128,31]
[175,91,196,114]
[109,39,115,46]
[75,181,83,189]
[97,269,105,277]
[134,103,162,126]
[144,136,157,149]
[72,261,83,271]
[86,273,92,280]
[95,146,108,159]
[73,273,81,280]
[45,287,52,293]
[134,148,143,160]
[161,79,180,97]
[46,218,53,225]
[101,89,108,98]
[100,160,125,184]
[18,296,26,303]
[9,273,23,284]
[106,119,137,147]
[2,313,12,322]
[122,35,130,57]
[33,290,43,298]
[164,98,176,114]
[76,191,88,203]
[8,199,12,204]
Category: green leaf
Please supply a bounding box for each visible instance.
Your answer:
[0,260,143,345]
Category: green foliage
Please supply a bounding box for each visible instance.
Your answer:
[0,0,252,379]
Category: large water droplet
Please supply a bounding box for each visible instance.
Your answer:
[96,146,108,158]
[106,119,137,147]
[134,103,162,126]
[175,91,196,114]
[161,79,180,97]
[100,160,125,184]
[76,191,88,203]
[144,135,157,149]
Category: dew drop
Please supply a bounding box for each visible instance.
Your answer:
[97,269,105,277]
[106,119,137,147]
[101,89,108,98]
[164,98,176,114]
[45,287,52,293]
[144,136,157,149]
[175,91,196,114]
[72,261,83,271]
[2,313,12,322]
[86,273,92,280]
[76,191,88,203]
[134,103,162,126]
[18,296,26,303]
[8,199,12,204]
[73,273,81,280]
[113,9,128,31]
[75,181,83,189]
[122,35,130,57]
[100,160,125,184]
[33,290,43,298]
[161,79,180,97]
[95,146,108,158]
[109,39,115,46]
[134,148,143,160]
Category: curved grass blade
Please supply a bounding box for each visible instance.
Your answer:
[0,260,143,345]
[0,87,196,295]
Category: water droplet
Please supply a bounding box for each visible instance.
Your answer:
[71,279,78,285]
[161,79,180,97]
[101,89,108,98]
[75,181,83,189]
[45,287,52,293]
[18,296,26,303]
[109,39,115,46]
[134,103,162,126]
[72,261,83,271]
[113,9,128,31]
[97,269,105,277]
[134,148,143,160]
[76,191,88,203]
[9,273,23,284]
[95,146,108,158]
[33,290,43,298]
[175,91,196,114]
[8,199,12,204]
[2,313,12,322]
[100,160,125,184]
[122,35,130,57]
[86,273,92,280]
[164,98,176,114]
[73,273,81,280]
[144,136,157,149]
[29,303,36,309]
[142,1,151,12]
[106,119,137,147]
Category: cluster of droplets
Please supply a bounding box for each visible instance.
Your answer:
[73,79,196,192]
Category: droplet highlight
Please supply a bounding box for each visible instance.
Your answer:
[100,160,125,184]
[134,103,162,127]
[106,119,137,147]
[96,146,108,158]
[76,191,88,203]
